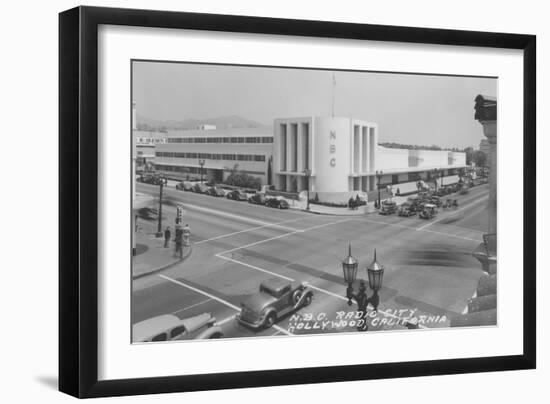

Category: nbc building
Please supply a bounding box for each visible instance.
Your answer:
[151,114,466,203]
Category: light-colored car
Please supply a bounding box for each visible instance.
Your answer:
[133,313,223,342]
[237,278,313,329]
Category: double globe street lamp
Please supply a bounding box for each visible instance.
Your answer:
[342,244,385,331]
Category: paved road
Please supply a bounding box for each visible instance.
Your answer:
[133,182,490,340]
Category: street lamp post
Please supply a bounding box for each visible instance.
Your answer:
[198,159,205,184]
[342,245,385,332]
[156,175,165,237]
[375,170,383,208]
[303,168,311,210]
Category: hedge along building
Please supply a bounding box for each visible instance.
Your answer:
[272,116,467,203]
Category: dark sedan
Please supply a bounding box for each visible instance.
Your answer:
[265,198,289,209]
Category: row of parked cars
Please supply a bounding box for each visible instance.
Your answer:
[380,184,468,220]
[175,181,290,209]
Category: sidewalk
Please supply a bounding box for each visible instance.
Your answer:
[133,230,192,279]
[288,200,374,216]
[286,194,412,216]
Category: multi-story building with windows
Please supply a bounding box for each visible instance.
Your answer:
[154,126,274,184]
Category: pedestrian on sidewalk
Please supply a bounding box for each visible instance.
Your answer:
[163,226,171,248]
[174,225,183,258]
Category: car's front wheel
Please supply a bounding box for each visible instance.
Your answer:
[264,312,276,328]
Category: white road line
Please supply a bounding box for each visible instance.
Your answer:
[218,218,351,255]
[416,195,489,231]
[195,217,309,245]
[218,254,427,329]
[158,274,241,311]
[172,298,211,315]
[158,274,292,336]
[216,315,236,326]
[217,255,294,281]
[173,202,301,232]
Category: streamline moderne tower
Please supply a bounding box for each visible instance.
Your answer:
[272,116,466,203]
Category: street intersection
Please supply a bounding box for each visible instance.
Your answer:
[133,182,490,339]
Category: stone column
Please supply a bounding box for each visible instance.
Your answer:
[475,95,497,234]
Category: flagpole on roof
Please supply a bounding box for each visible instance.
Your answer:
[331,73,336,117]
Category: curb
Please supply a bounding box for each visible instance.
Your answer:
[133,246,193,280]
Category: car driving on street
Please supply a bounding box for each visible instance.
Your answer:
[237,278,313,329]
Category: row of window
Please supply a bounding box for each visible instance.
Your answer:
[156,151,266,162]
[167,136,273,144]
[155,165,265,176]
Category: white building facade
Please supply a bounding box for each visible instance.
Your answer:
[272,116,466,202]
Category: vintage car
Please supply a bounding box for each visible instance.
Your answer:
[397,202,416,217]
[139,174,164,185]
[248,193,267,205]
[237,278,313,329]
[226,189,248,201]
[133,313,223,343]
[379,200,397,215]
[192,183,209,194]
[265,197,289,209]
[418,203,438,220]
[205,186,225,197]
[175,181,193,191]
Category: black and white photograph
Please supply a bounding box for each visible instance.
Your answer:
[131,61,498,342]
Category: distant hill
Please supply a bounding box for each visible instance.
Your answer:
[136,114,264,131]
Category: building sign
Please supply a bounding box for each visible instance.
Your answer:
[330,130,336,167]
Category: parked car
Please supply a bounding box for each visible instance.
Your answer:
[192,183,209,194]
[248,193,267,205]
[379,200,397,215]
[139,174,164,185]
[265,197,289,209]
[398,202,416,217]
[418,203,438,220]
[176,181,193,191]
[459,186,470,195]
[237,278,313,329]
[226,189,248,201]
[205,186,225,197]
[428,196,442,207]
[133,313,223,342]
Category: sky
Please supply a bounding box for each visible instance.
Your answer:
[132,61,497,149]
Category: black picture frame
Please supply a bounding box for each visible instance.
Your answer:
[59,6,536,399]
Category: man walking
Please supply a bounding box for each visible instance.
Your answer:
[163,226,171,248]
